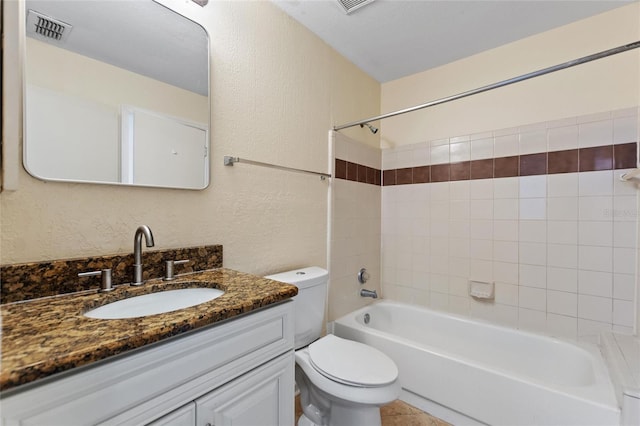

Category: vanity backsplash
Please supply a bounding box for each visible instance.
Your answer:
[0,245,223,304]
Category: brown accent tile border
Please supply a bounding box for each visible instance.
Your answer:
[335,158,382,186]
[381,142,637,186]
[0,245,223,303]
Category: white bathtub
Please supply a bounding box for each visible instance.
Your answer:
[333,301,620,426]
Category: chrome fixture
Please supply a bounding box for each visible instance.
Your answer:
[357,268,370,284]
[132,225,155,286]
[359,123,378,134]
[224,156,331,181]
[360,288,378,299]
[78,268,113,292]
[334,41,640,131]
[164,259,190,281]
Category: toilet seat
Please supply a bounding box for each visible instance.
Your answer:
[308,335,398,388]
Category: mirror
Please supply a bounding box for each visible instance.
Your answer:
[23,0,210,189]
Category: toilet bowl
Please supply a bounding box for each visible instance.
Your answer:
[265,267,400,426]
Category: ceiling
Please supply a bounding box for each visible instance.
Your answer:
[272,0,634,83]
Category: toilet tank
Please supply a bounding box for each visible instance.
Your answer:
[265,267,328,350]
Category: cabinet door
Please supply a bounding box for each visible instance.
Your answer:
[196,352,294,426]
[147,403,196,426]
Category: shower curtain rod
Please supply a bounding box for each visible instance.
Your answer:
[333,40,640,131]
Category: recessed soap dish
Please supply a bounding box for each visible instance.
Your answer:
[469,280,494,300]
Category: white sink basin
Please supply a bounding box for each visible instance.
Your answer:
[85,288,224,319]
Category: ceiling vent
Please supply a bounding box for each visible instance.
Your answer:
[336,0,376,14]
[26,10,72,43]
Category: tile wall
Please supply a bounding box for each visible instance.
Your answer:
[381,108,639,341]
[329,132,382,321]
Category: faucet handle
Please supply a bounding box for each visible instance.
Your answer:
[164,259,190,281]
[79,269,113,292]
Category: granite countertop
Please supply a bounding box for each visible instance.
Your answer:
[0,268,298,392]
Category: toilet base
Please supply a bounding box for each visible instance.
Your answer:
[297,405,382,426]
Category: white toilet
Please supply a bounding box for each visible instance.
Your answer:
[265,267,400,426]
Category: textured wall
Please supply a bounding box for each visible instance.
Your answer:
[0,0,380,281]
[380,2,640,147]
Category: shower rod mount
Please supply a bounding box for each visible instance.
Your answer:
[334,40,640,131]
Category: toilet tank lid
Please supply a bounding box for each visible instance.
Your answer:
[265,266,328,289]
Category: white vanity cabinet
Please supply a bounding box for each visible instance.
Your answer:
[1,301,295,426]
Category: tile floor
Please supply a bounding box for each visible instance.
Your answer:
[295,396,451,426]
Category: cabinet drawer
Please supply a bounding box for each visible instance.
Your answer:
[1,302,294,426]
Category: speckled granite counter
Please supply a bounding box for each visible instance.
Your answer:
[0,268,297,392]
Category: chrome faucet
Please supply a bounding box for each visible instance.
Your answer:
[360,288,378,299]
[132,225,155,286]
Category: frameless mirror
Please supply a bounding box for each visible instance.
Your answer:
[23,0,210,189]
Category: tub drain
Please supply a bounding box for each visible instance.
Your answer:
[364,313,370,324]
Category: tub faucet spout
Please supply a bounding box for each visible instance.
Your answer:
[360,288,378,299]
[132,225,155,286]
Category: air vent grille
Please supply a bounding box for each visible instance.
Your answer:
[337,0,376,14]
[26,10,72,42]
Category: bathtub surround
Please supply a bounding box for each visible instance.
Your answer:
[382,109,639,340]
[329,131,382,321]
[0,245,222,303]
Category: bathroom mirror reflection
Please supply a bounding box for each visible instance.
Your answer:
[23,0,210,189]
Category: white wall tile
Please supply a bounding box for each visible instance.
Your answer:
[494,134,519,157]
[450,180,470,200]
[494,261,518,284]
[519,130,547,155]
[548,244,578,269]
[469,179,493,199]
[520,198,546,220]
[470,199,494,220]
[448,276,468,296]
[613,299,634,326]
[578,270,613,297]
[547,290,577,317]
[469,259,493,282]
[547,173,578,198]
[470,138,493,160]
[449,256,469,277]
[613,115,638,144]
[577,112,612,124]
[578,245,613,272]
[430,182,450,200]
[520,242,547,266]
[495,199,519,220]
[614,171,640,196]
[450,142,470,162]
[613,196,638,222]
[470,239,493,260]
[519,308,547,333]
[493,220,518,241]
[450,199,470,221]
[578,171,613,196]
[578,294,612,323]
[578,318,612,342]
[493,177,519,199]
[495,281,519,305]
[578,120,613,148]
[470,220,493,240]
[547,125,578,152]
[449,220,470,239]
[613,247,636,274]
[520,264,546,288]
[520,175,547,198]
[450,135,470,144]
[547,221,578,245]
[578,221,612,246]
[579,197,613,221]
[520,220,546,243]
[547,267,578,293]
[614,273,635,301]
[548,197,578,220]
[519,286,547,311]
[431,143,449,165]
[494,241,518,263]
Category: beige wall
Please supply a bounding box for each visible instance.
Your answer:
[0,0,380,280]
[381,2,640,147]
